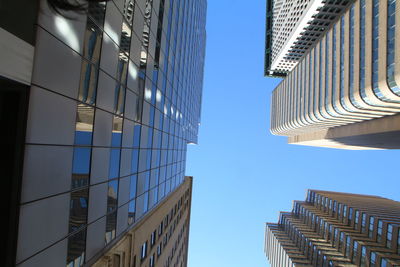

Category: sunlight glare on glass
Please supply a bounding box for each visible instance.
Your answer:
[55,15,80,52]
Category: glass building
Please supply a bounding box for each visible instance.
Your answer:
[269,0,400,149]
[0,0,206,266]
[265,190,400,267]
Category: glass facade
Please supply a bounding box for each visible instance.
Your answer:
[16,0,206,266]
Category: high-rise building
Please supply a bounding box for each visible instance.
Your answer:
[265,190,400,267]
[92,176,193,267]
[265,0,354,77]
[0,0,206,266]
[268,0,400,150]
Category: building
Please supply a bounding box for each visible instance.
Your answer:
[268,0,400,149]
[265,190,400,267]
[0,0,206,266]
[265,0,354,77]
[91,176,193,267]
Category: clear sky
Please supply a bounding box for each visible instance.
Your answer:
[185,1,400,267]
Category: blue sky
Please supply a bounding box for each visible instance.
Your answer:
[186,1,400,267]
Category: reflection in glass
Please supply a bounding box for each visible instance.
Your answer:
[109,149,121,179]
[78,18,103,105]
[131,149,139,173]
[78,60,98,105]
[128,199,135,225]
[72,148,91,189]
[114,83,126,115]
[88,2,106,28]
[69,188,89,232]
[133,124,141,147]
[123,0,135,25]
[82,19,103,65]
[66,229,86,267]
[129,175,137,200]
[105,211,117,244]
[74,104,94,145]
[111,116,123,147]
[107,180,119,213]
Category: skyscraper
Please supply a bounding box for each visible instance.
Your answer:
[265,0,354,77]
[0,0,206,266]
[267,0,400,150]
[92,176,193,267]
[265,190,400,267]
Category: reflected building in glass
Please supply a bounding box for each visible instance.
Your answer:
[265,190,400,267]
[0,0,206,266]
[267,0,400,149]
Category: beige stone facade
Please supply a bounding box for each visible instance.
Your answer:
[270,0,400,149]
[90,177,193,267]
[265,190,400,267]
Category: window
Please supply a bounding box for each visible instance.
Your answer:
[348,208,353,225]
[157,244,162,256]
[345,236,351,257]
[151,230,157,247]
[377,220,383,243]
[333,228,339,247]
[158,222,163,236]
[397,228,400,254]
[387,0,400,95]
[370,252,376,267]
[332,201,337,216]
[360,246,367,267]
[141,241,148,260]
[361,213,367,233]
[368,216,375,238]
[149,254,155,267]
[381,258,388,267]
[339,232,345,250]
[355,210,360,228]
[352,241,358,263]
[387,224,393,248]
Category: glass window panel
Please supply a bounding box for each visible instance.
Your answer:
[107,180,119,213]
[66,229,86,267]
[105,210,117,244]
[111,116,123,147]
[378,220,383,242]
[72,148,91,189]
[78,60,99,105]
[129,175,137,200]
[128,199,135,225]
[69,188,89,232]
[87,2,106,27]
[109,149,121,179]
[370,252,377,267]
[114,84,126,115]
[387,224,393,248]
[74,104,94,145]
[82,18,103,64]
[133,124,141,147]
[131,149,139,173]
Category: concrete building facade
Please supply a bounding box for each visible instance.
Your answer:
[0,0,206,266]
[265,0,354,77]
[265,190,400,267]
[269,0,400,149]
[92,176,193,267]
